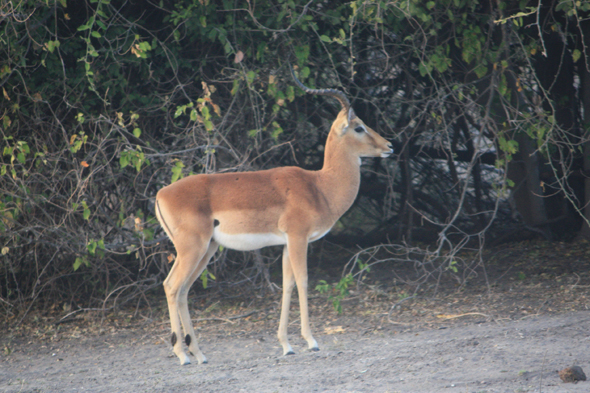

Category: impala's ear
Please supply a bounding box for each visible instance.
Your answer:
[347,107,356,123]
[338,107,356,135]
[337,114,350,135]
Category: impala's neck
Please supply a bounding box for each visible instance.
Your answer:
[317,130,362,220]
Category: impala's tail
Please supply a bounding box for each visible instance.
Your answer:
[155,198,174,241]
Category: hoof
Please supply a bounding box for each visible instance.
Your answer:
[281,343,295,356]
[177,352,191,366]
[179,358,191,366]
[309,347,320,352]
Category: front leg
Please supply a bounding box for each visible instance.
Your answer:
[277,245,296,355]
[285,235,319,352]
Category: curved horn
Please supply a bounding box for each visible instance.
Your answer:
[290,64,351,113]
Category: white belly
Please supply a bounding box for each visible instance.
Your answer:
[213,228,286,251]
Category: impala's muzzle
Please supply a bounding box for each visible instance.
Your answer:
[381,143,394,158]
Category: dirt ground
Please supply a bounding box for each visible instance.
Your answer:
[2,240,590,392]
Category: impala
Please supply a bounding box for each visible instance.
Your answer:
[155,66,393,365]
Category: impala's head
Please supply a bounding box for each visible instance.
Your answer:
[291,65,393,160]
[332,108,393,158]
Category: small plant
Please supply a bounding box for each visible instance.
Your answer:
[447,259,459,273]
[315,273,354,314]
[199,269,216,289]
[397,290,410,301]
[357,259,371,277]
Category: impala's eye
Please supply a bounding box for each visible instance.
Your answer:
[354,126,365,133]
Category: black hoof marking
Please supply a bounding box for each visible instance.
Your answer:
[285,350,295,356]
[213,219,220,227]
[185,334,191,346]
[310,347,320,352]
[202,359,208,364]
[171,332,177,346]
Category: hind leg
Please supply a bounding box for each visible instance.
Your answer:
[163,236,211,365]
[176,240,218,364]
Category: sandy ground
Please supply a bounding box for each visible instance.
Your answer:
[3,239,590,392]
[1,310,589,393]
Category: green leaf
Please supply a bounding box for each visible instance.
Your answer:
[419,62,429,77]
[200,269,209,288]
[120,152,130,168]
[271,122,283,140]
[573,49,581,63]
[320,35,332,43]
[231,79,240,96]
[201,105,210,120]
[46,40,60,53]
[246,70,256,85]
[315,280,329,294]
[133,128,141,138]
[19,142,30,154]
[87,240,98,256]
[73,257,83,271]
[82,202,91,220]
[2,115,11,129]
[474,64,487,78]
[171,161,185,183]
[286,86,295,102]
[91,31,101,38]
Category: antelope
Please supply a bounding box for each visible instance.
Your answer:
[155,66,393,365]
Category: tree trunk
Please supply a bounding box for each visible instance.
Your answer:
[578,41,590,238]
